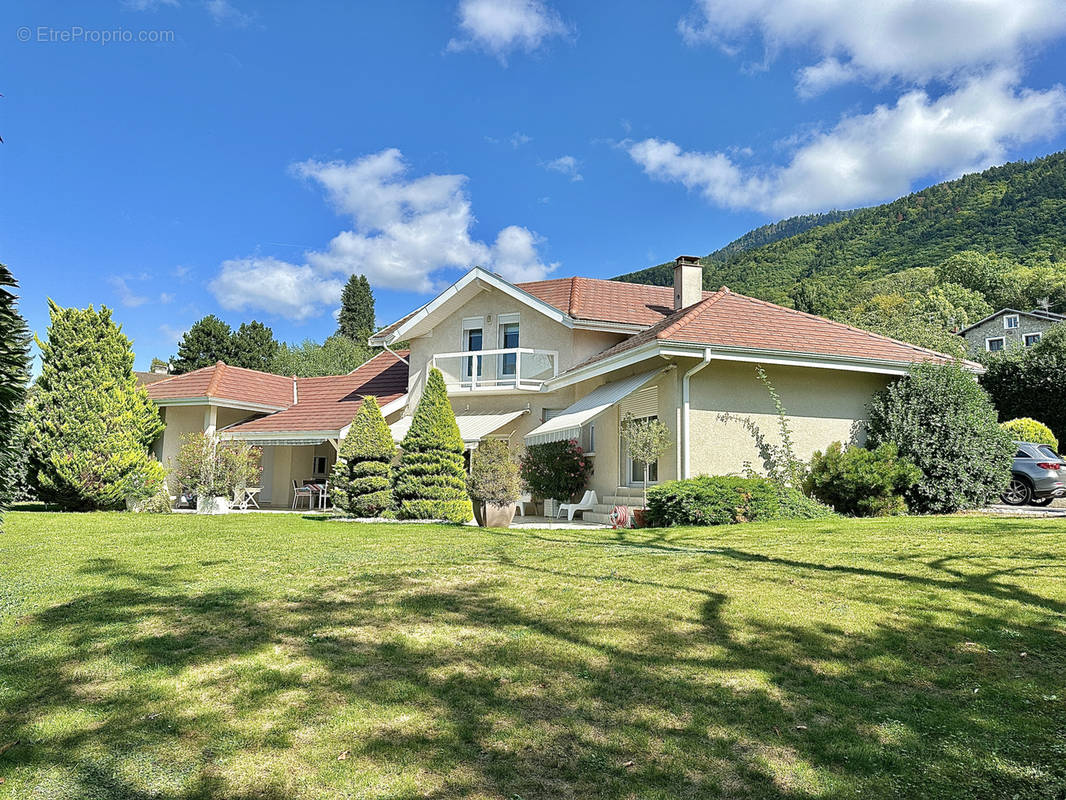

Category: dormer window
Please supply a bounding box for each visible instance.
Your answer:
[1004,314,1019,330]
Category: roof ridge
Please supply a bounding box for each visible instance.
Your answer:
[729,290,958,361]
[654,290,729,340]
[205,361,226,397]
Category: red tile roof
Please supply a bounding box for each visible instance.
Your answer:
[571,288,967,371]
[222,350,409,435]
[146,362,294,409]
[516,276,716,327]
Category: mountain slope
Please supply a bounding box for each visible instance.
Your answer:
[615,152,1066,306]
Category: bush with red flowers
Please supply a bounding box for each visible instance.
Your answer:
[519,439,593,504]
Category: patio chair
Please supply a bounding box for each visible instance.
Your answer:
[292,480,315,510]
[558,490,597,521]
[516,493,535,516]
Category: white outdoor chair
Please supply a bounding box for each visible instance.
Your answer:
[292,481,315,510]
[558,490,597,521]
[516,493,535,516]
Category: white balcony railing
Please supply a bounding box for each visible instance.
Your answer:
[430,347,559,391]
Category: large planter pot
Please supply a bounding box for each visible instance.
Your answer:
[473,501,517,528]
[197,495,230,515]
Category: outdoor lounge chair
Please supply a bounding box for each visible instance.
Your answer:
[292,480,315,510]
[516,493,535,516]
[558,490,597,521]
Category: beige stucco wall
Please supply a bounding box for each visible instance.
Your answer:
[687,360,892,477]
[404,284,627,410]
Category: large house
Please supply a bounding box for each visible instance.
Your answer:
[957,307,1065,354]
[148,257,969,518]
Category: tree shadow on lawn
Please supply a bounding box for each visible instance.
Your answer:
[2,540,1065,799]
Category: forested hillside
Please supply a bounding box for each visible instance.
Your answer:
[615,151,1066,357]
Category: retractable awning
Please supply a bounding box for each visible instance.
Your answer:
[524,369,662,445]
[390,409,528,446]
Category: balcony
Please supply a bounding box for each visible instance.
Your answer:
[430,347,559,392]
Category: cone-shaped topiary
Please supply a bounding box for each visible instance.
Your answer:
[26,301,167,511]
[330,396,396,517]
[393,368,472,522]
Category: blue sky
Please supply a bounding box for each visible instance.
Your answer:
[3,0,1066,369]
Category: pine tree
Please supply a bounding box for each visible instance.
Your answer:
[337,274,375,343]
[231,320,279,371]
[172,315,234,374]
[329,396,395,517]
[26,302,167,511]
[393,368,472,522]
[0,264,30,526]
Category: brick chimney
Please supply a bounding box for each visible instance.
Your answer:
[673,255,702,310]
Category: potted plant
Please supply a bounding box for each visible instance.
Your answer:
[170,432,261,515]
[467,439,521,528]
[518,439,593,524]
[620,413,673,527]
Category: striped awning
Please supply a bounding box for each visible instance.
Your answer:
[220,436,328,447]
[524,369,662,445]
[390,410,528,446]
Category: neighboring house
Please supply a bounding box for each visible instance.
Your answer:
[146,351,409,507]
[135,370,172,386]
[957,308,1065,355]
[146,257,972,519]
[370,257,970,523]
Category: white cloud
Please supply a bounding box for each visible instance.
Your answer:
[210,257,345,321]
[123,0,178,10]
[108,276,149,308]
[447,0,570,62]
[627,71,1066,217]
[209,148,555,319]
[543,155,583,182]
[679,0,1066,93]
[204,0,251,25]
[158,324,188,347]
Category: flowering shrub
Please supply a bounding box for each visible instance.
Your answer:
[519,439,593,504]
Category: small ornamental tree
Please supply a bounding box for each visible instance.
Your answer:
[392,368,472,522]
[27,302,167,511]
[1000,418,1058,450]
[866,362,1014,514]
[330,396,395,517]
[170,432,261,500]
[0,264,30,527]
[519,439,593,507]
[620,413,672,508]
[467,439,520,506]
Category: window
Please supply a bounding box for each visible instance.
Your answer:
[986,337,1005,352]
[313,456,328,475]
[462,324,483,380]
[1024,332,1042,346]
[1004,314,1020,329]
[499,321,520,376]
[587,423,595,454]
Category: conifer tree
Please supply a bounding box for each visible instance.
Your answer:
[337,274,375,343]
[27,302,166,510]
[393,368,472,522]
[329,396,395,517]
[0,264,30,526]
[172,315,234,374]
[231,320,279,371]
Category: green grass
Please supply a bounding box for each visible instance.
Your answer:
[1,512,1064,799]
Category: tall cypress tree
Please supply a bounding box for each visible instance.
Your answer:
[0,264,30,526]
[337,274,375,343]
[172,315,234,374]
[330,396,395,517]
[27,302,166,511]
[393,368,472,522]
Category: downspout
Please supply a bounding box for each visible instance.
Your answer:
[680,349,713,480]
[382,334,410,365]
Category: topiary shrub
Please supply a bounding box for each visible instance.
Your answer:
[330,396,395,517]
[1000,418,1058,450]
[392,368,472,522]
[27,302,167,511]
[803,441,920,517]
[519,439,593,507]
[646,476,781,527]
[866,362,1014,514]
[467,439,520,506]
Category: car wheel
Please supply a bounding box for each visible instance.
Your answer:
[1001,476,1032,506]
[1030,496,1055,507]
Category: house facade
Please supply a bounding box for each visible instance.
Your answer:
[147,257,970,520]
[957,308,1065,355]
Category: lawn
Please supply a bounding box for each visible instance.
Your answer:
[0,513,1064,799]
